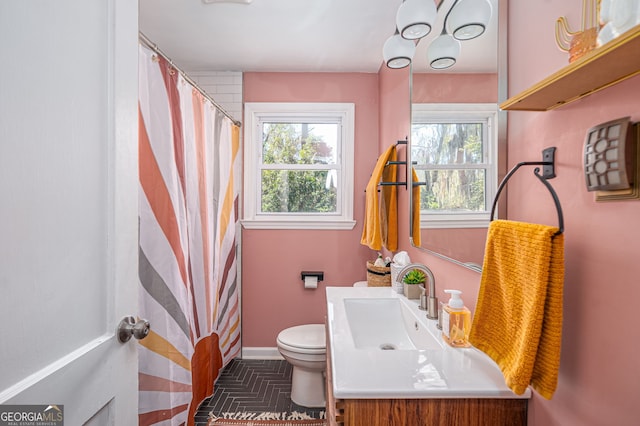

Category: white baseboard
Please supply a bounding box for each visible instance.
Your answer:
[241,347,284,360]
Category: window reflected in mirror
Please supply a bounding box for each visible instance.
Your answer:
[411,104,498,229]
[408,0,506,272]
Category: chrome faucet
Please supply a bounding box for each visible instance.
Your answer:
[396,263,438,320]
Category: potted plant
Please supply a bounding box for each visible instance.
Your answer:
[402,269,426,299]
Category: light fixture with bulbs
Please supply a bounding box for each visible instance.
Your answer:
[427,0,461,69]
[396,0,438,40]
[448,0,493,40]
[427,32,461,69]
[383,0,493,70]
[383,31,417,69]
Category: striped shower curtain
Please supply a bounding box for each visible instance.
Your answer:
[137,44,241,426]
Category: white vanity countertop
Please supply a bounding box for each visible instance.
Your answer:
[326,286,532,399]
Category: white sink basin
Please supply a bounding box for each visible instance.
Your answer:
[343,298,442,350]
[326,286,531,400]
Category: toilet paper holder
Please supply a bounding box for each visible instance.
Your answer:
[301,271,324,282]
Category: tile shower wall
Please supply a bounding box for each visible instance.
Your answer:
[189,71,243,123]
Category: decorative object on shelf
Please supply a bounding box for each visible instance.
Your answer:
[500,25,640,111]
[584,118,640,201]
[402,269,426,299]
[555,0,600,62]
[383,0,493,70]
[598,0,640,46]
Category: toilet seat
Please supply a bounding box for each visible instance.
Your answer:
[277,324,326,354]
[276,323,327,408]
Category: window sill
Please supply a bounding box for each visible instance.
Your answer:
[421,218,489,229]
[242,219,356,230]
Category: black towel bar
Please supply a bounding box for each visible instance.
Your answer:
[490,147,564,235]
[379,181,407,187]
[364,139,410,191]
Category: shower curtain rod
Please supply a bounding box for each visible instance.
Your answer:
[139,32,242,127]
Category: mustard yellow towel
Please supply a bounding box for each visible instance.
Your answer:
[411,168,421,247]
[469,220,564,399]
[361,145,398,251]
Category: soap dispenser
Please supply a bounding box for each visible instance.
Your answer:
[442,289,471,348]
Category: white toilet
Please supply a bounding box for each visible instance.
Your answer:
[276,323,326,408]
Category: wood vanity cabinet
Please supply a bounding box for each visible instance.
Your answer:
[325,326,527,426]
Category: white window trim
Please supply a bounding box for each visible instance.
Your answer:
[242,102,356,230]
[412,103,498,229]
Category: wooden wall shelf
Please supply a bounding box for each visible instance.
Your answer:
[500,25,640,111]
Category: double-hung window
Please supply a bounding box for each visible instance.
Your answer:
[243,103,355,229]
[411,103,498,228]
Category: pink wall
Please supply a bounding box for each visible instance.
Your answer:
[378,63,410,153]
[396,2,639,425]
[412,73,497,103]
[242,73,381,347]
[506,2,640,425]
[242,3,639,420]
[508,78,640,426]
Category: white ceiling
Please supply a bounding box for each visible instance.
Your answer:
[138,0,498,74]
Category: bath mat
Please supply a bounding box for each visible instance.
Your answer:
[208,411,326,426]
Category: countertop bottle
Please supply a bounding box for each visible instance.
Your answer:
[373,253,386,267]
[442,289,471,348]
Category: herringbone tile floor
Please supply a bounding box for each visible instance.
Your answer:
[194,359,325,425]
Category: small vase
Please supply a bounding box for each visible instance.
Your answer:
[403,283,423,299]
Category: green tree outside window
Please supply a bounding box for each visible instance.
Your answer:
[260,123,338,213]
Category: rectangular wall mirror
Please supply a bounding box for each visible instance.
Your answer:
[408,0,507,271]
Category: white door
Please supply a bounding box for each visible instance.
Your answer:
[0,1,140,425]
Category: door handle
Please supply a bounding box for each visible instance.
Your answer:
[117,316,150,343]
